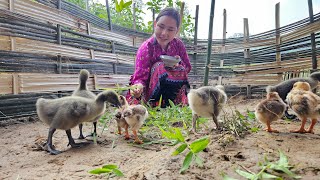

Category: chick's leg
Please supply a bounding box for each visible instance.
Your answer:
[124,124,130,140]
[190,114,199,134]
[132,130,143,144]
[46,127,61,155]
[117,125,122,135]
[290,117,307,133]
[307,119,317,134]
[265,120,279,133]
[213,116,219,130]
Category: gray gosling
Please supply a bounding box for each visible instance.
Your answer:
[72,69,98,139]
[187,85,227,134]
[255,92,287,133]
[123,104,148,144]
[36,90,121,155]
[114,95,130,140]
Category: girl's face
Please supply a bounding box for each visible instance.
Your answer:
[154,16,179,49]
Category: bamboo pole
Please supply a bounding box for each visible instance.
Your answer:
[275,3,281,82]
[105,0,117,74]
[178,2,185,37]
[152,8,155,34]
[193,5,199,76]
[218,9,227,85]
[204,0,216,86]
[308,0,317,72]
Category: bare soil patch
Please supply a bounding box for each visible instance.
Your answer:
[1,97,320,179]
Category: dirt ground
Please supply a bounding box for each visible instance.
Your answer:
[1,97,320,180]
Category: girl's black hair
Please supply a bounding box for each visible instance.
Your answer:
[156,7,181,28]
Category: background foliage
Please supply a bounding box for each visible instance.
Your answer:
[66,0,195,38]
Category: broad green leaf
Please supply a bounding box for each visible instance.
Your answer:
[89,168,112,174]
[159,127,174,139]
[172,143,187,156]
[278,150,288,166]
[189,137,209,153]
[174,128,185,142]
[194,154,203,167]
[221,172,238,180]
[115,0,120,12]
[102,164,117,169]
[179,152,193,173]
[261,172,280,179]
[123,1,132,8]
[235,169,255,179]
[112,169,124,177]
[119,0,124,7]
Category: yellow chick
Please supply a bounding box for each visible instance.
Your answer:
[123,105,148,144]
[286,81,320,133]
[255,92,287,133]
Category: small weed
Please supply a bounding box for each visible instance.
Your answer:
[89,164,124,178]
[221,150,301,180]
[159,127,210,173]
[221,109,260,137]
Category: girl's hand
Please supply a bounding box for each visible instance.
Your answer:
[173,55,181,67]
[130,83,143,98]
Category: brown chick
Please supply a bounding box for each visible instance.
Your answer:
[286,81,320,134]
[114,95,130,140]
[123,105,148,144]
[255,92,287,133]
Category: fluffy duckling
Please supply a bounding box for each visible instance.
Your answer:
[72,69,98,139]
[255,92,287,133]
[266,71,320,119]
[36,90,121,155]
[114,95,130,140]
[123,104,148,144]
[286,81,320,134]
[187,85,227,134]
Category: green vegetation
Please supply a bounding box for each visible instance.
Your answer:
[89,164,124,178]
[222,150,301,180]
[160,127,209,173]
[65,0,195,38]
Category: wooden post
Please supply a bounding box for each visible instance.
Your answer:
[106,0,117,74]
[132,2,137,47]
[308,0,317,72]
[57,24,61,45]
[193,5,199,75]
[93,74,98,90]
[275,3,282,82]
[178,2,185,37]
[87,23,95,59]
[8,0,14,11]
[85,0,89,11]
[204,0,216,86]
[152,8,155,34]
[57,55,62,74]
[243,18,251,97]
[12,74,19,94]
[243,18,250,59]
[10,37,16,51]
[218,9,227,85]
[57,0,61,10]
